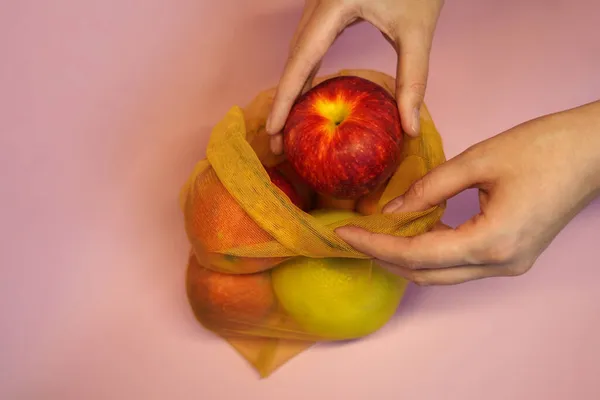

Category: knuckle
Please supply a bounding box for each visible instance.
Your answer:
[504,262,531,277]
[484,244,517,264]
[364,231,378,248]
[397,80,427,101]
[410,272,431,287]
[384,23,400,44]
[287,44,312,68]
[457,146,484,173]
[408,178,426,200]
[457,147,478,168]
[398,250,425,270]
[405,177,435,208]
[460,143,496,176]
[288,42,302,59]
[360,231,382,253]
[460,144,477,159]
[475,235,519,264]
[408,82,427,97]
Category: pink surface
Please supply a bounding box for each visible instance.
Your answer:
[2,0,599,399]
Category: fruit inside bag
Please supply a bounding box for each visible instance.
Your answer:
[180,69,446,377]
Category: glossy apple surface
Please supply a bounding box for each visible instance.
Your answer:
[283,75,403,199]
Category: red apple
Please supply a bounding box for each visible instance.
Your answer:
[274,160,317,211]
[265,166,306,210]
[282,75,403,199]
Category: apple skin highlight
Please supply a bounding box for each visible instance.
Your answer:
[283,76,404,199]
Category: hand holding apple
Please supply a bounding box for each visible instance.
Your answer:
[336,100,600,286]
[265,0,445,150]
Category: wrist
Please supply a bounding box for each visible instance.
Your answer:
[565,100,600,197]
[585,103,600,195]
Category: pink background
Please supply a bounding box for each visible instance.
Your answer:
[2,0,599,399]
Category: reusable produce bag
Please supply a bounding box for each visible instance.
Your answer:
[180,69,446,377]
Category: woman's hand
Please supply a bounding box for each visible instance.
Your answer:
[336,101,600,286]
[266,0,445,154]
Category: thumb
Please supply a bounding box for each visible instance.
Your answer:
[395,30,434,137]
[266,2,347,136]
[382,153,479,214]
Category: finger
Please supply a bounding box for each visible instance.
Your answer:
[302,63,319,92]
[269,133,284,155]
[290,4,361,96]
[266,2,350,136]
[269,64,322,154]
[335,225,485,270]
[288,0,320,51]
[297,20,361,95]
[269,2,321,155]
[394,29,435,137]
[289,0,322,95]
[375,259,511,286]
[382,151,481,214]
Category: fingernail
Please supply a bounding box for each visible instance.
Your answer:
[411,108,420,136]
[270,135,283,155]
[334,227,349,237]
[382,196,404,214]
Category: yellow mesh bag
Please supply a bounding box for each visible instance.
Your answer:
[180,69,446,378]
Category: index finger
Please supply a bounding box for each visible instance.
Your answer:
[266,3,350,135]
[335,225,485,270]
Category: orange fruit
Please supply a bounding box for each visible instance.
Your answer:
[184,167,289,274]
[186,255,276,330]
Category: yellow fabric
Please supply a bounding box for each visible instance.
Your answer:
[180,69,446,377]
[225,336,314,379]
